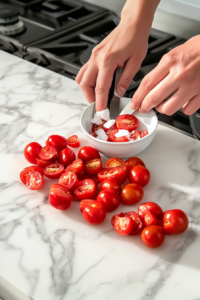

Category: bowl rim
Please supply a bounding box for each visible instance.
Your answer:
[80,103,158,145]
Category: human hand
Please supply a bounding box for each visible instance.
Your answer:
[130,35,200,115]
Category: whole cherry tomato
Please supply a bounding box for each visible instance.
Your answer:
[97,189,120,212]
[74,179,97,200]
[80,200,106,225]
[100,178,121,194]
[141,225,165,248]
[43,163,64,179]
[39,145,58,161]
[78,146,100,162]
[67,135,80,148]
[128,165,150,187]
[98,167,127,184]
[138,202,163,220]
[36,157,55,168]
[121,183,144,205]
[83,158,102,176]
[116,114,139,132]
[104,157,127,170]
[49,184,73,210]
[58,171,79,190]
[162,209,189,234]
[58,147,76,167]
[46,135,67,152]
[113,214,134,235]
[125,157,146,174]
[65,159,83,175]
[24,142,42,164]
[109,129,129,142]
[124,211,143,235]
[142,211,157,227]
[20,166,44,190]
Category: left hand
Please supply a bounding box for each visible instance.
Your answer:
[130,35,200,115]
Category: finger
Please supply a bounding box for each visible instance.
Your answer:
[117,57,140,97]
[182,94,200,115]
[95,63,117,111]
[75,62,88,84]
[79,63,99,104]
[130,63,169,110]
[139,73,179,113]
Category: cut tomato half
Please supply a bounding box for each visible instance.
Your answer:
[116,114,139,132]
[104,157,127,170]
[49,184,73,210]
[83,158,102,176]
[139,130,148,138]
[58,171,79,190]
[20,166,44,190]
[89,131,97,138]
[97,167,127,184]
[67,135,80,148]
[43,163,64,179]
[109,129,129,143]
[74,179,97,200]
[130,130,139,140]
[65,159,83,175]
[92,120,107,132]
[39,145,58,160]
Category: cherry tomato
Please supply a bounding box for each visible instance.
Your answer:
[128,165,150,187]
[92,120,106,132]
[116,114,139,132]
[80,200,106,225]
[78,146,100,162]
[98,167,127,184]
[49,184,73,210]
[36,157,55,168]
[142,211,157,227]
[24,142,42,164]
[111,212,123,227]
[39,145,58,161]
[125,157,146,174]
[46,135,67,152]
[65,159,83,175]
[74,179,97,200]
[67,135,80,148]
[141,225,165,248]
[139,131,148,138]
[121,183,144,205]
[58,147,76,167]
[43,163,64,179]
[129,130,139,140]
[77,173,99,185]
[162,209,189,234]
[100,178,121,194]
[138,202,163,220]
[83,158,102,176]
[109,129,129,143]
[89,131,97,138]
[58,171,79,190]
[97,189,120,212]
[113,215,134,235]
[124,211,143,235]
[104,157,127,170]
[20,166,44,190]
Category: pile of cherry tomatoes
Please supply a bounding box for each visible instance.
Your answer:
[20,134,189,249]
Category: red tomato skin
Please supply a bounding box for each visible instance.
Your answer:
[80,201,106,225]
[67,135,80,148]
[57,147,76,167]
[20,166,44,190]
[100,178,121,193]
[20,166,43,184]
[97,167,127,184]
[89,131,97,138]
[114,215,134,235]
[83,158,102,176]
[49,184,73,210]
[92,120,107,132]
[109,129,129,143]
[80,199,96,212]
[142,211,157,227]
[162,209,189,234]
[36,158,55,168]
[77,173,99,185]
[43,163,64,179]
[116,114,139,132]
[124,211,143,235]
[139,130,148,138]
[125,157,146,174]
[39,146,58,161]
[128,166,150,187]
[129,130,139,140]
[97,189,120,212]
[104,157,127,171]
[78,146,100,162]
[141,225,165,248]
[74,179,97,200]
[46,135,67,152]
[65,159,83,175]
[24,142,42,164]
[58,171,79,190]
[121,183,144,205]
[138,202,163,220]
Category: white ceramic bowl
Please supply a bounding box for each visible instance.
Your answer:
[80,98,158,158]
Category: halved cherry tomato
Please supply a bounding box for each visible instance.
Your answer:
[58,147,76,167]
[83,158,102,176]
[74,179,97,200]
[130,130,139,140]
[97,189,120,212]
[98,167,127,184]
[78,146,100,162]
[100,178,121,194]
[46,135,67,152]
[138,202,163,220]
[121,183,144,205]
[20,166,44,190]
[58,171,79,190]
[109,129,129,143]
[124,211,143,235]
[141,225,165,248]
[113,215,134,235]
[162,209,188,234]
[67,135,80,148]
[92,120,106,132]
[89,131,97,138]
[65,159,83,175]
[128,165,150,187]
[24,142,42,164]
[39,145,58,161]
[36,157,55,168]
[142,211,157,227]
[49,184,73,210]
[139,131,148,138]
[125,157,146,173]
[43,163,64,179]
[111,212,124,227]
[104,157,127,170]
[77,173,99,185]
[116,114,139,132]
[80,200,106,225]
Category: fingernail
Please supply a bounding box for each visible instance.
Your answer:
[118,87,126,97]
[130,102,136,110]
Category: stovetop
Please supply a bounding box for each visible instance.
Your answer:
[0,0,197,140]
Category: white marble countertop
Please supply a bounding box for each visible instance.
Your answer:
[1,50,200,300]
